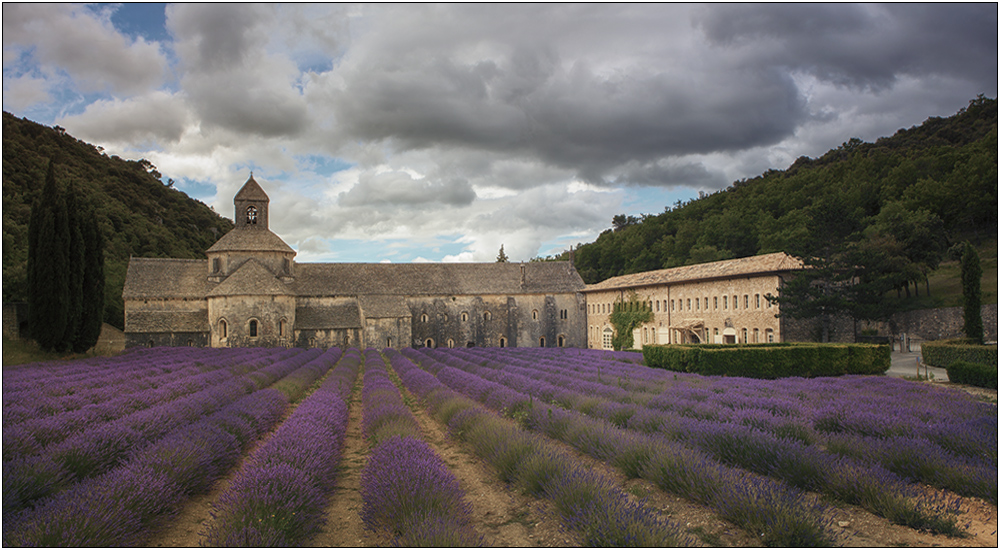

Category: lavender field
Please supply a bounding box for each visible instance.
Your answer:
[3,346,996,547]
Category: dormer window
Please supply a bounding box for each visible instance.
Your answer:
[246,206,257,225]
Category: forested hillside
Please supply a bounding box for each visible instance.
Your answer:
[573,97,998,294]
[3,112,234,329]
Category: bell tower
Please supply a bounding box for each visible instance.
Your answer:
[233,174,269,230]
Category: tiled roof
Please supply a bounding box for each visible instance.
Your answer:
[583,252,803,292]
[206,259,294,297]
[205,228,295,254]
[359,295,411,318]
[295,304,362,329]
[126,309,208,332]
[122,258,215,299]
[234,175,269,201]
[293,262,584,296]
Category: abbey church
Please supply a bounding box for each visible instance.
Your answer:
[123,176,588,349]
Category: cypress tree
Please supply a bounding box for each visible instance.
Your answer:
[63,180,85,348]
[28,160,71,351]
[73,211,105,352]
[960,242,984,344]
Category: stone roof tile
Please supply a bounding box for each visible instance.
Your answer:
[206,259,294,297]
[234,175,269,201]
[583,252,802,292]
[205,228,295,254]
[295,304,362,329]
[292,261,584,296]
[359,295,411,318]
[122,258,214,299]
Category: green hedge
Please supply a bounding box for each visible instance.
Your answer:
[642,343,890,379]
[945,361,998,389]
[922,339,998,369]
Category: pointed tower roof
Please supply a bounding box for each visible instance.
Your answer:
[234,174,269,202]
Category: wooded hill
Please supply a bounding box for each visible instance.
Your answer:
[3,112,234,329]
[572,96,998,296]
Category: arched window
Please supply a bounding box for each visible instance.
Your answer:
[387,337,392,348]
[219,319,228,339]
[421,313,428,323]
[532,309,538,320]
[753,328,759,343]
[425,338,434,348]
[484,311,491,322]
[499,337,506,348]
[246,205,257,225]
[539,337,546,347]
[741,328,747,343]
[461,312,469,322]
[447,339,455,348]
[765,328,774,343]
[249,319,258,338]
[557,335,565,347]
[187,339,194,347]
[279,318,287,337]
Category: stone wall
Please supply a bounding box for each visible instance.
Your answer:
[409,293,586,349]
[891,304,997,342]
[2,302,28,339]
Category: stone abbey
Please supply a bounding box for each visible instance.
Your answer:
[123,176,587,349]
[123,176,806,350]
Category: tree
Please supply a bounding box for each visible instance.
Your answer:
[73,212,105,352]
[960,242,984,344]
[28,160,71,351]
[496,244,509,263]
[63,180,85,348]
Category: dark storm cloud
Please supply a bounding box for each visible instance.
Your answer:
[337,170,477,208]
[695,3,998,91]
[332,29,806,183]
[166,4,309,138]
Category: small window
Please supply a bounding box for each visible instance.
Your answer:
[686,299,691,311]
[723,296,728,309]
[532,309,539,320]
[212,258,221,273]
[714,296,718,310]
[741,328,748,343]
[461,312,469,322]
[484,311,491,322]
[557,335,565,347]
[447,339,455,348]
[279,319,287,337]
[387,337,393,348]
[219,319,228,339]
[753,328,760,343]
[443,314,449,322]
[539,337,546,347]
[744,295,749,309]
[421,313,428,323]
[246,205,258,225]
[499,337,506,348]
[425,338,434,348]
[733,295,738,309]
[284,258,290,273]
[249,319,258,338]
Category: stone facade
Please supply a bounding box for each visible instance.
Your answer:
[123,176,587,350]
[583,253,805,349]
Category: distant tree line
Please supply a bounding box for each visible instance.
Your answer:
[27,159,104,352]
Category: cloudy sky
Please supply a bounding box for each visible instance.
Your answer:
[4,3,996,263]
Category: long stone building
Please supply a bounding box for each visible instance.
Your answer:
[123,176,587,349]
[583,252,807,349]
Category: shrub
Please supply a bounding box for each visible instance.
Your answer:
[922,339,998,369]
[642,343,889,378]
[947,361,998,389]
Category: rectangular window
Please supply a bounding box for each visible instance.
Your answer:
[723,296,728,309]
[686,298,691,310]
[755,294,760,309]
[714,296,718,310]
[733,295,738,309]
[744,295,749,309]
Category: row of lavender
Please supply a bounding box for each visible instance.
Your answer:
[387,349,697,547]
[406,346,970,542]
[4,347,341,546]
[203,348,355,545]
[3,347,272,426]
[453,346,996,504]
[4,347,320,516]
[358,349,481,546]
